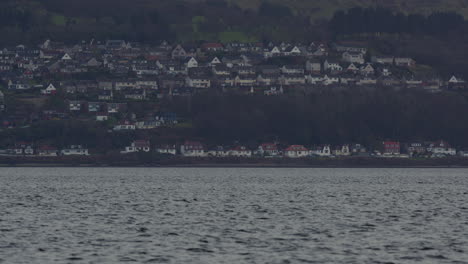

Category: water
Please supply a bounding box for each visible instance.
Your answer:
[1,168,468,263]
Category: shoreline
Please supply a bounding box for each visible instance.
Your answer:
[2,155,468,168]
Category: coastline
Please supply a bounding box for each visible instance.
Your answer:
[2,155,468,168]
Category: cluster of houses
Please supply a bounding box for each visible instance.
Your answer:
[1,39,466,105]
[0,144,89,157]
[1,139,466,159]
[120,140,464,159]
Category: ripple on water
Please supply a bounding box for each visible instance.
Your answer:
[0,167,468,263]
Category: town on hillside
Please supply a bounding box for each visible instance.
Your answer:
[0,39,467,160]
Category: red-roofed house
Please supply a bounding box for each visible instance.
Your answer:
[285,145,309,158]
[382,141,400,155]
[201,43,224,52]
[257,143,280,157]
[229,146,252,157]
[180,141,205,157]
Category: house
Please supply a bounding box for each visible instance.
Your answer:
[333,43,367,54]
[310,145,331,157]
[208,57,222,66]
[96,112,109,121]
[229,146,252,157]
[333,145,350,156]
[113,121,136,131]
[427,140,456,157]
[283,46,302,56]
[124,89,146,100]
[382,141,400,156]
[324,60,343,72]
[284,145,309,158]
[342,51,364,64]
[155,145,177,155]
[281,74,305,85]
[121,140,151,154]
[41,83,57,95]
[98,90,113,101]
[406,142,427,156]
[264,86,284,95]
[0,90,4,111]
[37,145,58,156]
[107,103,126,113]
[186,75,211,88]
[69,101,82,111]
[257,143,280,157]
[171,45,187,59]
[184,57,198,68]
[306,60,321,73]
[201,43,224,52]
[360,63,375,75]
[180,141,205,157]
[207,146,229,157]
[60,145,89,156]
[8,80,31,90]
[87,102,102,112]
[281,65,304,74]
[11,142,34,155]
[394,57,416,67]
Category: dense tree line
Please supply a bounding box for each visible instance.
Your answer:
[330,7,467,36]
[186,89,468,148]
[3,89,468,150]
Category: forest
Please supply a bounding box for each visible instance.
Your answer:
[3,89,468,151]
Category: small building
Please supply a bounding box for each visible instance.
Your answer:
[229,146,252,157]
[60,145,89,156]
[155,145,177,155]
[113,121,136,131]
[122,140,151,154]
[310,145,331,157]
[284,145,309,158]
[382,141,400,156]
[37,145,58,156]
[180,141,205,157]
[257,143,280,157]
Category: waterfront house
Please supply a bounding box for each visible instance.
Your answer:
[180,141,205,157]
[229,146,252,157]
[382,141,400,156]
[122,140,151,154]
[155,145,177,155]
[60,145,89,156]
[113,121,136,131]
[37,145,58,156]
[284,145,309,158]
[310,145,331,157]
[257,143,280,157]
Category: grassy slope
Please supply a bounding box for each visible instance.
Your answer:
[227,0,468,19]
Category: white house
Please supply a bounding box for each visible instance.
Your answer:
[310,145,331,157]
[156,145,177,155]
[121,140,151,154]
[180,141,205,157]
[342,51,364,64]
[41,83,57,95]
[229,146,252,157]
[113,121,136,131]
[333,145,351,156]
[284,145,309,158]
[324,60,343,72]
[184,57,198,68]
[60,145,89,156]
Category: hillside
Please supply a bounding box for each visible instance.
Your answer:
[229,0,468,19]
[0,0,467,45]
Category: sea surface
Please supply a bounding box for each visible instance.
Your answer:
[1,168,468,263]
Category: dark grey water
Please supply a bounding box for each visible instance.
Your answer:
[1,168,468,263]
